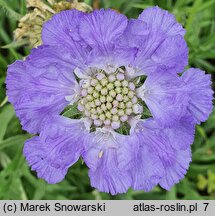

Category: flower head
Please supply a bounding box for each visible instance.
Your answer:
[6,7,213,195]
[14,0,92,47]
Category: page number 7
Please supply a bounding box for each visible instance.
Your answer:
[203,203,209,211]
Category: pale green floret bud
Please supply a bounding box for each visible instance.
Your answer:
[97,107,103,114]
[87,86,94,94]
[95,84,102,91]
[95,99,101,106]
[122,87,129,94]
[101,103,107,111]
[85,110,91,117]
[107,83,114,90]
[122,80,128,87]
[96,73,105,80]
[114,80,121,87]
[129,82,135,90]
[93,91,99,98]
[105,111,112,119]
[100,96,106,103]
[106,95,113,102]
[94,119,102,126]
[90,101,96,108]
[99,114,106,121]
[123,95,129,102]
[110,90,117,98]
[101,88,108,95]
[79,98,85,105]
[112,115,119,121]
[81,79,90,88]
[118,109,124,116]
[85,103,91,110]
[108,74,116,82]
[120,115,128,122]
[119,102,125,109]
[115,87,122,94]
[111,108,117,115]
[128,91,135,99]
[132,96,138,104]
[133,104,143,114]
[113,100,119,108]
[91,78,98,86]
[101,78,108,86]
[126,101,133,108]
[78,103,84,111]
[81,89,88,97]
[106,102,112,110]
[116,73,125,80]
[91,114,98,120]
[104,119,111,125]
[126,108,132,115]
[91,108,97,114]
[116,94,123,101]
[86,95,93,101]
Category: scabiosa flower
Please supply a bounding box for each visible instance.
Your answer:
[6,6,213,195]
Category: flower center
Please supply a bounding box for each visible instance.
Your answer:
[77,68,143,130]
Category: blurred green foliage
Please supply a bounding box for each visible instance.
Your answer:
[0,0,215,200]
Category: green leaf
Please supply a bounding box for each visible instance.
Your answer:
[0,105,14,141]
[0,0,22,20]
[166,186,177,200]
[1,40,28,49]
[0,134,31,151]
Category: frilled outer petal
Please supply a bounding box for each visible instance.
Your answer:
[159,146,191,190]
[42,10,87,48]
[130,131,165,191]
[24,116,88,184]
[134,119,192,190]
[78,9,136,71]
[139,6,185,36]
[137,73,188,126]
[163,115,195,150]
[82,129,138,195]
[182,68,213,124]
[6,45,81,134]
[122,6,188,77]
[79,9,127,53]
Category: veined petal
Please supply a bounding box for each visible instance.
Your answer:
[23,116,88,184]
[182,68,214,124]
[6,45,80,134]
[131,120,164,191]
[138,6,185,36]
[124,6,188,76]
[79,9,128,53]
[139,35,188,75]
[163,115,195,150]
[42,10,86,47]
[137,73,188,126]
[134,119,192,190]
[131,138,164,191]
[88,149,132,195]
[159,146,192,190]
[82,128,134,195]
[118,19,149,49]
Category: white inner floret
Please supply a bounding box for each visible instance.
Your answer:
[77,68,143,130]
